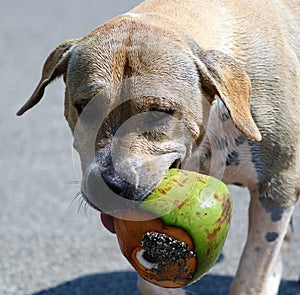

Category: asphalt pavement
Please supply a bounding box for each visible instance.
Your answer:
[1,1,299,294]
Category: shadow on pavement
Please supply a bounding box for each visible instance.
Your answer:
[32,271,299,295]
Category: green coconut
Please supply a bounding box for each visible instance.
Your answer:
[140,168,232,281]
[114,168,232,288]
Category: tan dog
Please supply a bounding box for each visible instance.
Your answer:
[18,0,300,294]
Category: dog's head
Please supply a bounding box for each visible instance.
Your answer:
[18,16,261,217]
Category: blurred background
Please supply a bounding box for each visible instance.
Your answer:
[1,1,299,294]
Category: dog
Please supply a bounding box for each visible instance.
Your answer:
[18,0,300,294]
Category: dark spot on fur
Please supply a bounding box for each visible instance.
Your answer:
[265,232,279,242]
[226,151,240,166]
[212,137,228,150]
[235,135,246,146]
[270,208,284,222]
[254,246,261,252]
[248,141,264,184]
[220,112,230,121]
[259,199,284,222]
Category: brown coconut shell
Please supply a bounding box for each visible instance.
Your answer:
[114,210,197,288]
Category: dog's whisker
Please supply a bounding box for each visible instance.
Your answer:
[84,201,90,216]
[77,197,86,214]
[67,190,82,207]
[75,190,82,197]
[69,190,87,215]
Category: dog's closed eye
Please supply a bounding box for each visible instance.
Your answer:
[143,110,175,128]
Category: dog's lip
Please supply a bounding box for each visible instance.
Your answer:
[100,212,116,233]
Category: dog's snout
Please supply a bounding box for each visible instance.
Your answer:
[85,165,132,212]
[83,154,149,212]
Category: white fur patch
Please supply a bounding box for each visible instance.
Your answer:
[198,96,259,187]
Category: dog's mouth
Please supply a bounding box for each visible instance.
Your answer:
[100,212,116,233]
[91,160,183,235]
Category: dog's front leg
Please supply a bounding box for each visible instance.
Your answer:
[137,277,194,295]
[230,190,294,295]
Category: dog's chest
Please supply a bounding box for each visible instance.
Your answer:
[196,98,261,188]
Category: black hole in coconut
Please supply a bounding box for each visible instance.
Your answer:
[140,231,194,265]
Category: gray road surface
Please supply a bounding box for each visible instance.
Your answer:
[1,1,299,294]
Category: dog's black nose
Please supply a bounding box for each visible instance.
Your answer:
[100,167,133,197]
[85,164,144,212]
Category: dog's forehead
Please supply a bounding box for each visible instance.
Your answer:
[67,19,199,103]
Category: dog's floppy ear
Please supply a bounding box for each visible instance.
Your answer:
[190,43,262,141]
[17,38,80,116]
